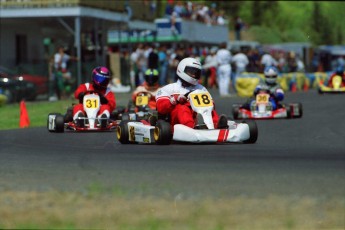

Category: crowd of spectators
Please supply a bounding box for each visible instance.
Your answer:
[165,1,227,26]
[126,42,313,90]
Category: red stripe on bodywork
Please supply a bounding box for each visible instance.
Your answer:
[217,129,228,142]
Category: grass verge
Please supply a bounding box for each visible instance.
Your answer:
[0,99,75,130]
[0,191,344,229]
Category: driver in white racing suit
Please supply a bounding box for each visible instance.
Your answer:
[156,57,228,129]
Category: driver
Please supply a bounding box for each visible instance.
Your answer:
[327,66,345,88]
[156,57,228,129]
[253,66,284,110]
[131,68,160,110]
[73,66,116,127]
[242,66,284,111]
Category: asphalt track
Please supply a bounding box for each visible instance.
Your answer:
[0,89,344,199]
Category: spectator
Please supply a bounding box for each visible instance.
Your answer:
[247,49,260,72]
[216,42,232,96]
[147,43,159,70]
[158,45,169,86]
[232,50,249,76]
[52,46,78,100]
[287,51,297,72]
[234,17,244,41]
[203,46,218,88]
[260,52,278,71]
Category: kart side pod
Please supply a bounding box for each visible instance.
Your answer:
[117,120,172,145]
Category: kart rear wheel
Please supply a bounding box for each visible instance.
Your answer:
[243,120,258,144]
[55,114,65,133]
[154,120,172,145]
[117,121,130,144]
[295,103,303,118]
[286,105,292,119]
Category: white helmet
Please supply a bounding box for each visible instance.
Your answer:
[264,66,279,85]
[176,57,202,86]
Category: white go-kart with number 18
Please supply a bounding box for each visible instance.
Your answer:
[117,89,258,144]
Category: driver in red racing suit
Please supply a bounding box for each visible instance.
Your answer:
[131,68,160,110]
[156,57,228,129]
[73,66,116,127]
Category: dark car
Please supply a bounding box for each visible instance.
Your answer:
[0,68,38,103]
[0,66,48,103]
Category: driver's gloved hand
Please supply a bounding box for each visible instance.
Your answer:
[177,94,187,104]
[78,92,85,103]
[99,94,108,104]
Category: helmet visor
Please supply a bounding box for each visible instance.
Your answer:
[184,66,201,80]
[94,74,110,86]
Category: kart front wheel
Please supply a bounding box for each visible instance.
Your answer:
[55,114,65,133]
[154,120,172,145]
[117,121,130,144]
[243,120,258,144]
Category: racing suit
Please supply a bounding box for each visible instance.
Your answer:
[131,82,160,110]
[156,79,220,129]
[73,83,116,120]
[251,81,284,110]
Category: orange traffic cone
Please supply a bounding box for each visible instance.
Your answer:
[19,100,30,128]
[303,80,309,91]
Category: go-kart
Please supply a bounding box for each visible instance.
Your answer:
[47,91,118,132]
[120,92,157,121]
[116,89,258,145]
[318,75,345,94]
[232,89,302,120]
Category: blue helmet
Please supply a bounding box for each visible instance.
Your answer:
[264,66,279,85]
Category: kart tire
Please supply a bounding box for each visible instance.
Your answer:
[295,103,303,118]
[55,114,65,133]
[117,121,130,144]
[154,120,172,145]
[286,105,292,119]
[318,88,323,94]
[121,112,130,121]
[47,113,63,132]
[243,120,258,144]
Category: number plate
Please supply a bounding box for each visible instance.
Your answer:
[85,98,99,108]
[256,93,269,104]
[136,95,149,106]
[190,92,212,107]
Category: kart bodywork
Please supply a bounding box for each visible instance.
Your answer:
[118,92,157,122]
[318,75,345,94]
[232,91,303,120]
[47,93,118,132]
[117,90,258,144]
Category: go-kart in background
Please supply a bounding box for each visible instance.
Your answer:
[235,71,332,97]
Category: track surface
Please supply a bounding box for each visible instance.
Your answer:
[0,89,344,198]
